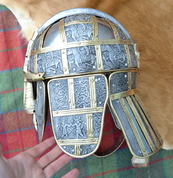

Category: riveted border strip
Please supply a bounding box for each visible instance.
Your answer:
[59,19,69,74]
[131,95,161,148]
[134,94,163,142]
[92,16,104,70]
[128,72,131,90]
[126,96,155,151]
[119,98,148,157]
[105,20,120,39]
[32,39,132,55]
[89,76,97,107]
[58,138,99,145]
[53,107,103,117]
[68,78,76,109]
[110,89,136,100]
[65,21,92,26]
[87,114,94,138]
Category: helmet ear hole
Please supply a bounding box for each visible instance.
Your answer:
[32,81,37,100]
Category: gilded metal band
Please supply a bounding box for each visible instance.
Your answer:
[110,89,136,100]
[58,138,98,145]
[87,114,94,138]
[24,31,39,73]
[59,19,67,42]
[53,107,103,117]
[32,39,132,55]
[92,16,104,70]
[133,44,140,68]
[59,19,69,74]
[128,72,131,90]
[75,145,81,156]
[39,27,50,49]
[65,21,92,26]
[95,45,104,70]
[92,16,99,40]
[89,76,97,107]
[105,20,120,39]
[125,45,131,67]
[68,78,76,109]
[135,94,162,141]
[119,98,148,157]
[26,68,138,81]
[126,96,155,151]
[131,95,160,148]
[23,80,35,114]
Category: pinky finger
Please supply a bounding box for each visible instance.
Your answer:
[61,168,80,178]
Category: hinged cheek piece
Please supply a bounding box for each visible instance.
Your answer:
[23,8,162,158]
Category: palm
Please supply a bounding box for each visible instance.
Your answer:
[0,137,79,178]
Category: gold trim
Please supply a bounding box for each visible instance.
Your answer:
[26,68,138,81]
[24,31,39,73]
[68,78,75,109]
[128,72,131,90]
[39,27,50,49]
[95,45,104,70]
[133,44,140,68]
[65,21,92,26]
[59,19,69,75]
[92,16,98,40]
[119,98,148,157]
[75,145,81,156]
[53,107,103,117]
[87,114,94,138]
[110,89,136,100]
[105,20,120,39]
[125,45,131,67]
[59,19,67,43]
[32,39,132,55]
[126,96,155,151]
[89,76,97,107]
[23,80,35,114]
[131,95,161,148]
[58,138,98,145]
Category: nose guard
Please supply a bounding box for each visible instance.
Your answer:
[48,74,108,158]
[109,70,162,158]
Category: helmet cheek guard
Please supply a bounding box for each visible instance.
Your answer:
[23,8,162,158]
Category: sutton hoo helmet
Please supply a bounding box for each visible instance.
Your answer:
[23,8,163,159]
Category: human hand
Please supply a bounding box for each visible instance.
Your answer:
[0,137,79,178]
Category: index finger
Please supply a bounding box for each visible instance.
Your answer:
[26,137,56,159]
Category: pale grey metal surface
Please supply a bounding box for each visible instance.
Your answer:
[38,8,134,43]
[48,75,107,157]
[34,81,45,142]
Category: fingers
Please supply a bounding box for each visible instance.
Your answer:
[37,145,63,169]
[44,153,74,178]
[61,168,80,178]
[26,137,56,159]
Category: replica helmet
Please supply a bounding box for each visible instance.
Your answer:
[23,8,162,158]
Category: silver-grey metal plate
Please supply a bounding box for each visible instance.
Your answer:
[48,74,108,158]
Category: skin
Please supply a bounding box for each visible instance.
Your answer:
[0,137,79,178]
